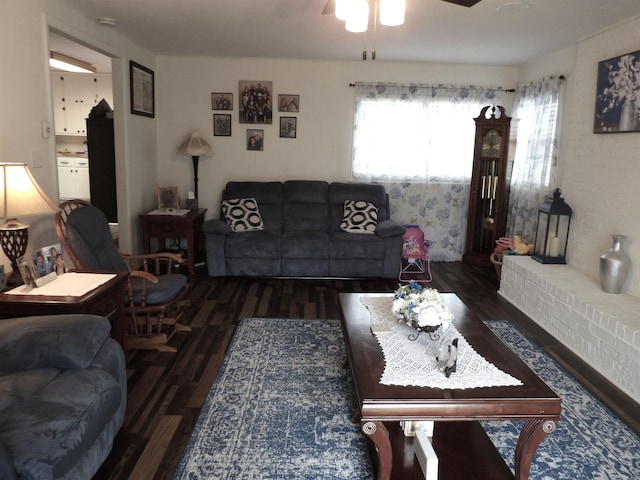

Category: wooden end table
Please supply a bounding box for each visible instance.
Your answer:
[0,271,128,350]
[139,208,207,275]
[339,292,562,480]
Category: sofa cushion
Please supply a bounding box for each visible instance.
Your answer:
[281,232,329,259]
[223,182,283,232]
[283,181,329,232]
[225,231,281,259]
[329,182,389,232]
[0,315,111,372]
[340,200,378,234]
[0,367,122,480]
[330,231,387,259]
[221,197,264,232]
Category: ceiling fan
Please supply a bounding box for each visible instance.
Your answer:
[322,0,482,15]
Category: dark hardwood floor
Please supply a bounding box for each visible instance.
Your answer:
[94,261,640,480]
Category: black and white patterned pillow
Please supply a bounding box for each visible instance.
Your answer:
[340,200,378,234]
[221,197,264,232]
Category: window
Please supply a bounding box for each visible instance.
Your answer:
[352,83,510,183]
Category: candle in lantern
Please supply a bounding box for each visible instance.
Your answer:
[549,236,561,257]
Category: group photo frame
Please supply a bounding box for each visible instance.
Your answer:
[214,114,232,136]
[212,92,233,111]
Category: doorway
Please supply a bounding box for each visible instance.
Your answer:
[49,30,118,237]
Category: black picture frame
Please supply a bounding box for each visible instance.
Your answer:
[239,80,273,124]
[278,94,299,112]
[130,61,155,117]
[594,50,640,133]
[214,114,232,136]
[246,129,264,151]
[212,93,233,110]
[279,117,297,138]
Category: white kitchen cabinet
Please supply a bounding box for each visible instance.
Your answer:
[51,73,112,135]
[57,156,90,200]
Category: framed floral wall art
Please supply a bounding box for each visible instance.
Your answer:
[594,50,640,133]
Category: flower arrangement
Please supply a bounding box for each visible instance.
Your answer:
[392,281,453,332]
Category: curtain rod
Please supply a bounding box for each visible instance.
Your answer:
[348,82,516,93]
[348,76,565,93]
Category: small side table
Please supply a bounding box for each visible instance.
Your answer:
[0,271,128,350]
[139,208,207,275]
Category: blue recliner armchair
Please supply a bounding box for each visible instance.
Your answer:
[0,314,126,480]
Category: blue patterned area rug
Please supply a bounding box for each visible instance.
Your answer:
[174,317,640,480]
[173,318,373,480]
[484,320,640,480]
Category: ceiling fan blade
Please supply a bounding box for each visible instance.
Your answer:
[441,0,482,6]
[322,0,335,15]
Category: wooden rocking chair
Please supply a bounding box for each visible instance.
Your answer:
[55,200,191,352]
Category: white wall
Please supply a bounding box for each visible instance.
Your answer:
[155,56,518,219]
[0,0,157,276]
[555,17,640,295]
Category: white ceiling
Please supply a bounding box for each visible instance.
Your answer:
[52,0,640,72]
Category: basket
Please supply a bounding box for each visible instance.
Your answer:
[490,253,503,281]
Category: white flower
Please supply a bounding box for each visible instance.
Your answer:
[392,282,454,331]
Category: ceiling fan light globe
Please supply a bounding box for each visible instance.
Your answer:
[335,0,349,21]
[380,0,405,26]
[345,0,369,32]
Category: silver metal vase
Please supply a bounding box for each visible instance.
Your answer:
[599,234,631,294]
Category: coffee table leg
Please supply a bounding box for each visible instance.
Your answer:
[362,421,392,480]
[514,419,557,480]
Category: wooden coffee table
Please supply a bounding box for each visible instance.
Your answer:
[339,293,561,480]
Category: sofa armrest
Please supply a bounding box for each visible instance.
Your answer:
[375,220,406,238]
[203,218,231,235]
[0,314,111,372]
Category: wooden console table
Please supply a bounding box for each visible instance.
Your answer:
[139,208,207,275]
[0,271,128,350]
[339,293,562,480]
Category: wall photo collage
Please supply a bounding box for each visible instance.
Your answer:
[211,81,299,150]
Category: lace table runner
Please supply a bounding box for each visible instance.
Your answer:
[360,296,523,389]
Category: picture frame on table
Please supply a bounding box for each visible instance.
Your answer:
[279,117,297,138]
[17,256,36,290]
[130,61,155,117]
[594,49,640,133]
[214,114,232,136]
[157,186,180,211]
[212,93,233,110]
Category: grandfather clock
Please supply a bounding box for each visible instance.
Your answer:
[462,105,511,268]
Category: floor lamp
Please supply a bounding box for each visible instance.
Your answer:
[0,163,59,285]
[176,133,212,209]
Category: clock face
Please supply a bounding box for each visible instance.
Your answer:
[482,129,502,158]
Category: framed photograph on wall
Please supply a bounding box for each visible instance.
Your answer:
[239,81,273,124]
[278,94,299,112]
[279,117,297,138]
[157,186,180,210]
[212,92,233,110]
[246,129,264,151]
[594,50,640,133]
[130,61,155,117]
[214,114,232,136]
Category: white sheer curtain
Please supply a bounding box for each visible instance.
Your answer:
[352,83,508,183]
[505,77,563,243]
[351,83,511,261]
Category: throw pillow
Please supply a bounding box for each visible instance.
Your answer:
[221,197,264,232]
[340,200,378,234]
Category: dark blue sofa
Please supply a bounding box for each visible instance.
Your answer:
[203,180,405,278]
[0,314,126,479]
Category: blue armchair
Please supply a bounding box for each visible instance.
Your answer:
[0,314,126,479]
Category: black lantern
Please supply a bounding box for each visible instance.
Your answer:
[532,188,573,264]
